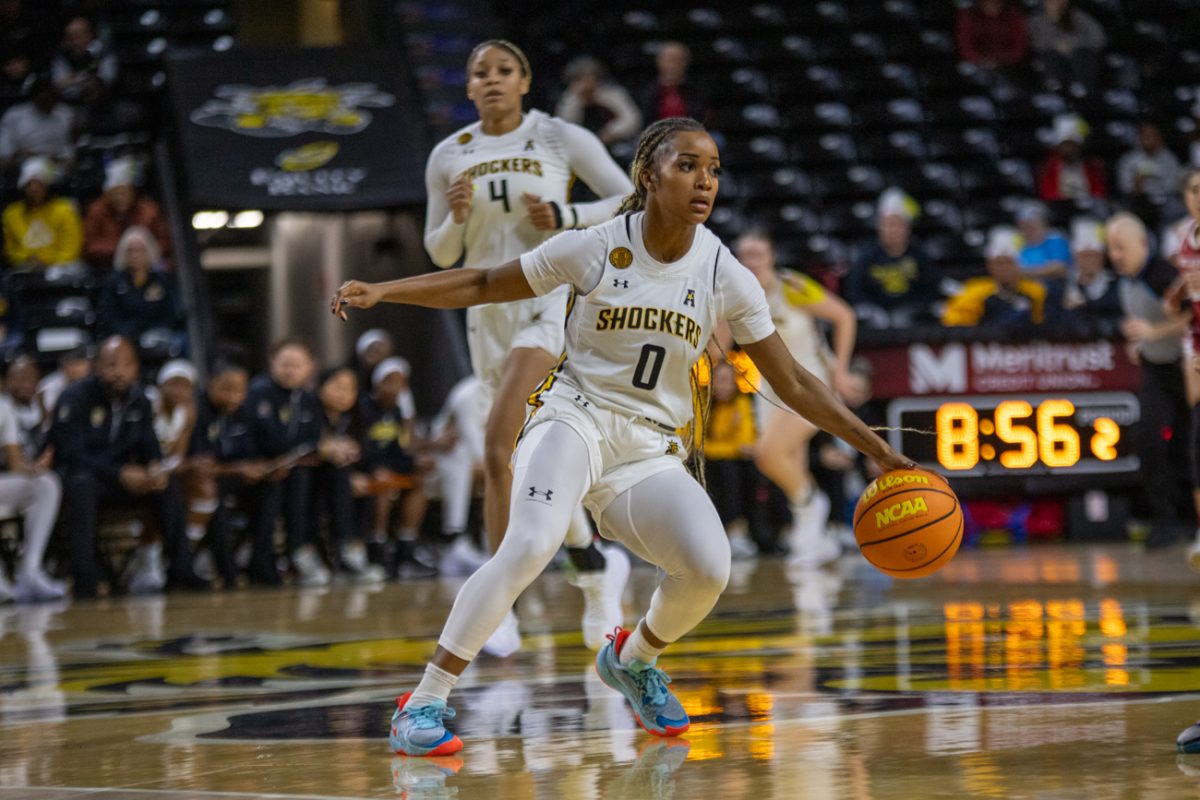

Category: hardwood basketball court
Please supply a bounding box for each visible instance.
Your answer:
[4,545,1200,799]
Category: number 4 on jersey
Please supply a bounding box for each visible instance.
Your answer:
[489,179,510,213]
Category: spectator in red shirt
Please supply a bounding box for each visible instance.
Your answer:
[1037,114,1108,201]
[637,41,709,126]
[956,0,1029,69]
[84,156,171,270]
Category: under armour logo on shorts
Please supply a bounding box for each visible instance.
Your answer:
[527,486,554,503]
[613,278,629,288]
[573,394,589,407]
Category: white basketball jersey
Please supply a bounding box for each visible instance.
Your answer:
[521,213,776,429]
[429,110,581,269]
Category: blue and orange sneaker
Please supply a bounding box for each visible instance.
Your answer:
[389,692,463,756]
[595,627,689,737]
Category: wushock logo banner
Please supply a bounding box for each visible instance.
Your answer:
[168,48,428,210]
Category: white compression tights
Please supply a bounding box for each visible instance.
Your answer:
[438,420,730,660]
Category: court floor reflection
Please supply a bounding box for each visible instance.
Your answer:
[5,545,1200,799]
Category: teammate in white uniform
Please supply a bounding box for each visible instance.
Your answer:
[424,40,634,655]
[734,230,857,568]
[334,117,912,756]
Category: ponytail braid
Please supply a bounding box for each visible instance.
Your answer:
[616,117,707,216]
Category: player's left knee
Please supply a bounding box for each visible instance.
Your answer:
[686,554,730,597]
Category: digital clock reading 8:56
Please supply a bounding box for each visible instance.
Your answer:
[886,393,1140,476]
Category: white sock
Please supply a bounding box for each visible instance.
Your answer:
[186,523,206,542]
[409,663,459,706]
[789,486,814,515]
[398,527,418,543]
[618,624,664,668]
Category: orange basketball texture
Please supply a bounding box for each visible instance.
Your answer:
[853,468,962,579]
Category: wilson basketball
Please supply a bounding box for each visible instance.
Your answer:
[853,468,962,579]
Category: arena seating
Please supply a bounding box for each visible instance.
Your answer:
[393,0,1200,285]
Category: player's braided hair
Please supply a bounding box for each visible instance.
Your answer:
[616,117,707,216]
[465,39,532,80]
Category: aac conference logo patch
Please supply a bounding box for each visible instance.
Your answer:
[609,247,633,269]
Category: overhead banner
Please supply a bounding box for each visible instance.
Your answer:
[168,48,428,210]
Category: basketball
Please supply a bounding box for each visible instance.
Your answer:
[853,468,962,579]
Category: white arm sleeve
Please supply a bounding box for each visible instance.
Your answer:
[596,84,643,143]
[423,142,467,268]
[557,121,634,229]
[519,227,607,296]
[718,249,777,345]
[0,399,19,449]
[554,91,584,125]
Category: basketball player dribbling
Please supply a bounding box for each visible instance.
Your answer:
[424,40,635,655]
[333,117,914,756]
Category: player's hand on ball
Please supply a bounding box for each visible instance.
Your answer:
[522,192,560,230]
[877,450,917,473]
[331,281,382,319]
[447,174,473,224]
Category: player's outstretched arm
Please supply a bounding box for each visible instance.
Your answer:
[741,332,913,472]
[331,259,537,319]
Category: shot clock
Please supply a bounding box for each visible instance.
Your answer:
[886,393,1139,477]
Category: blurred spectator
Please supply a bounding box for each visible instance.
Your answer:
[0,1,56,98]
[150,359,197,465]
[361,357,433,579]
[702,361,761,560]
[51,16,116,112]
[1038,114,1108,201]
[1117,122,1183,206]
[1107,212,1193,543]
[37,343,90,414]
[555,56,642,149]
[352,328,393,402]
[956,0,1028,70]
[97,226,186,352]
[0,76,73,167]
[429,375,490,576]
[184,361,262,588]
[1015,200,1071,280]
[1190,99,1200,169]
[943,227,1047,326]
[6,354,49,465]
[844,188,938,327]
[1062,219,1121,323]
[84,157,172,270]
[314,367,382,584]
[0,365,63,602]
[51,336,206,598]
[638,41,709,125]
[1029,0,1106,92]
[2,157,84,275]
[246,338,325,586]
